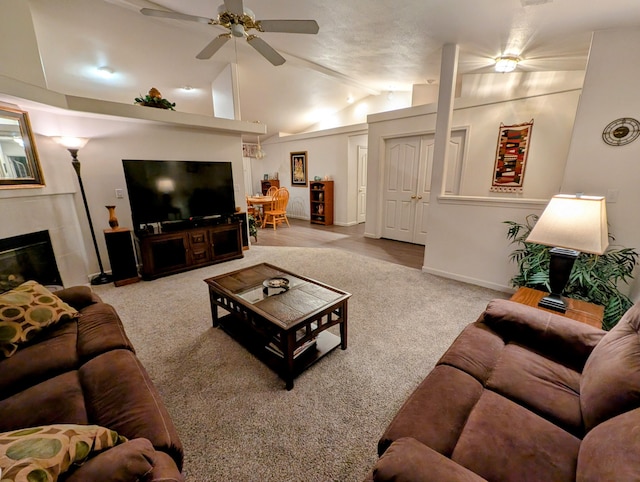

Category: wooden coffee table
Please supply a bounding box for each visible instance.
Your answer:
[204,263,351,389]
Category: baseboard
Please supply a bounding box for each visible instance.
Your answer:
[421,266,513,294]
[334,221,358,227]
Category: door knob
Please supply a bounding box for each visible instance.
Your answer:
[410,195,417,199]
[417,195,423,200]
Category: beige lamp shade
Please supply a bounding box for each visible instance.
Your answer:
[526,194,609,255]
[52,136,89,150]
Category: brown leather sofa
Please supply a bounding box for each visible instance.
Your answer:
[367,298,640,481]
[0,286,184,481]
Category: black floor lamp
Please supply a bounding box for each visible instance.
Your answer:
[53,136,112,285]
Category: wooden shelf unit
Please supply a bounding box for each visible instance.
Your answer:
[310,180,334,225]
[261,179,279,195]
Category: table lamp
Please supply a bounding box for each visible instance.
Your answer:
[525,194,608,313]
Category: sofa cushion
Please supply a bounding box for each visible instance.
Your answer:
[0,424,125,481]
[482,299,604,372]
[0,372,89,433]
[378,365,484,457]
[437,322,505,384]
[485,343,583,436]
[451,390,581,482]
[576,407,640,481]
[76,302,135,361]
[0,320,78,400]
[0,281,78,357]
[374,437,487,482]
[79,349,184,471]
[580,302,640,431]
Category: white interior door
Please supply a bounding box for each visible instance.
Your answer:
[357,145,368,224]
[412,137,435,245]
[382,136,421,243]
[382,131,465,245]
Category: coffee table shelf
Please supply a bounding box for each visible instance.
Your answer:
[216,314,341,379]
[205,263,351,389]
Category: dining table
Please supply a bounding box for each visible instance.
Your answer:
[247,195,274,228]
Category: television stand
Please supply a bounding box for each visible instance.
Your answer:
[137,219,243,280]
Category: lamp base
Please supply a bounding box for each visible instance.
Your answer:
[90,272,113,285]
[538,293,567,313]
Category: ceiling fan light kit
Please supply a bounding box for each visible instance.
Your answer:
[495,56,520,73]
[141,0,319,66]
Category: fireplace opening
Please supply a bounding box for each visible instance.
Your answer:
[0,231,63,293]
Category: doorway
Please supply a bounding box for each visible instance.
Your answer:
[356,145,367,224]
[381,131,465,245]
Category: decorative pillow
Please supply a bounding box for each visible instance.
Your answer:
[0,424,127,482]
[0,280,79,358]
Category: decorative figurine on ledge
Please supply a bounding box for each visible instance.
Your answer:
[134,88,176,110]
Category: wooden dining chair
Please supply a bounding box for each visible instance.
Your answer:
[266,186,278,196]
[246,195,262,225]
[263,188,290,230]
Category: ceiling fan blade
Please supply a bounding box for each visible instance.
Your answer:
[140,8,212,25]
[258,20,319,34]
[224,0,244,16]
[196,35,230,60]
[247,36,285,66]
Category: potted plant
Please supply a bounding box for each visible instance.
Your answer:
[505,214,638,330]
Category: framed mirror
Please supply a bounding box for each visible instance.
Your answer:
[0,106,44,188]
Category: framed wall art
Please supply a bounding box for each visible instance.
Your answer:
[242,143,258,158]
[490,120,534,193]
[290,151,308,186]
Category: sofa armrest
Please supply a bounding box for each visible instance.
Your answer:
[53,286,102,310]
[373,437,487,482]
[64,438,184,482]
[482,299,606,371]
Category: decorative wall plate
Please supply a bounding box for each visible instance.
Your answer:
[602,117,640,146]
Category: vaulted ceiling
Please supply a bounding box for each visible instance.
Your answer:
[24,0,640,140]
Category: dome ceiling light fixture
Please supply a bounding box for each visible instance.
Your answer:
[494,55,521,73]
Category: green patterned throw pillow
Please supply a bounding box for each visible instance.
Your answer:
[0,281,79,358]
[0,424,126,482]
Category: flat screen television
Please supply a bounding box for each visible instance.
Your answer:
[122,159,236,232]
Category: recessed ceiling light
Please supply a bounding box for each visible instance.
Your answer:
[96,66,115,78]
[181,85,194,91]
[346,95,354,104]
[494,56,520,73]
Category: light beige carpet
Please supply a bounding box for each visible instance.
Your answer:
[93,245,507,481]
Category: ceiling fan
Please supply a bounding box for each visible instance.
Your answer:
[141,0,319,66]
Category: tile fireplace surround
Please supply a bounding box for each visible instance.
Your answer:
[1,192,91,287]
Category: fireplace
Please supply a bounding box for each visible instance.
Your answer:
[0,231,63,293]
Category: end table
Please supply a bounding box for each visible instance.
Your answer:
[510,287,603,329]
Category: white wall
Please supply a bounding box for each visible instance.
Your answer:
[256,124,367,225]
[561,28,640,298]
[366,89,581,291]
